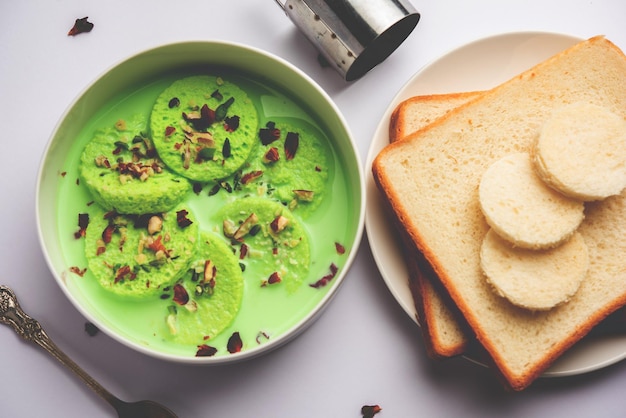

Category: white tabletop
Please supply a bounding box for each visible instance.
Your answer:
[1,1,626,417]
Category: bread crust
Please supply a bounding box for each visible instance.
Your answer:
[389,92,483,142]
[373,36,626,390]
[388,91,483,357]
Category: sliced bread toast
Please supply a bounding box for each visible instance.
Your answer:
[389,92,482,143]
[389,92,481,357]
[373,36,626,390]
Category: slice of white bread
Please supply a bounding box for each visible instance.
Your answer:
[389,92,482,142]
[373,36,626,390]
[478,152,584,249]
[480,229,589,311]
[532,102,626,201]
[389,92,481,357]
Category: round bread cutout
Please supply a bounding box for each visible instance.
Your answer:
[478,153,584,249]
[533,102,626,201]
[150,75,259,183]
[79,115,191,214]
[480,229,589,311]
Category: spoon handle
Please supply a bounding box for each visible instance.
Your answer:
[0,285,119,407]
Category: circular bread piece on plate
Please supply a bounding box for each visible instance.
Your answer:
[84,204,199,299]
[163,232,244,345]
[150,75,259,183]
[533,102,626,201]
[479,152,584,249]
[480,229,589,311]
[79,115,192,214]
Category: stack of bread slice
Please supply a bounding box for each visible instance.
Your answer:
[373,35,626,390]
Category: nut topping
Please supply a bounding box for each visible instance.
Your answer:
[147,215,163,235]
[270,215,289,233]
[233,213,259,240]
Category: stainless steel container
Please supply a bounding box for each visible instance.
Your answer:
[275,0,420,81]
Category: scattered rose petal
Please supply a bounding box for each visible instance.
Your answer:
[262,272,281,287]
[173,283,190,305]
[69,266,87,277]
[259,121,280,145]
[335,242,346,255]
[84,322,99,337]
[361,405,382,418]
[176,209,193,228]
[196,344,218,357]
[284,132,299,160]
[227,332,243,354]
[74,213,90,239]
[68,17,94,36]
[240,170,263,185]
[310,263,338,288]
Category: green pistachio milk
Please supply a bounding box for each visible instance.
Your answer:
[55,72,354,358]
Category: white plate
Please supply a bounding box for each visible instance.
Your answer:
[365,31,626,377]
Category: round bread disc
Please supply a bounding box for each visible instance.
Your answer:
[84,204,199,299]
[79,115,191,214]
[533,102,626,201]
[164,232,244,344]
[480,229,589,311]
[242,120,330,218]
[216,197,310,293]
[150,75,259,183]
[478,153,584,249]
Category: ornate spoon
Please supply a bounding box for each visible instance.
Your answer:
[0,285,178,418]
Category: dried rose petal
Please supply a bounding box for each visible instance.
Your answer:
[310,263,338,289]
[114,265,135,284]
[84,322,99,337]
[196,344,218,357]
[335,242,346,255]
[284,132,299,160]
[330,263,338,275]
[176,209,193,228]
[259,122,280,145]
[240,243,249,259]
[173,283,190,305]
[183,104,215,131]
[268,272,281,284]
[240,170,263,185]
[67,17,94,36]
[227,332,243,354]
[263,147,280,164]
[262,272,282,287]
[69,266,87,277]
[361,405,382,418]
[74,213,90,239]
[224,115,240,132]
[101,224,115,244]
[146,235,167,254]
[165,126,176,137]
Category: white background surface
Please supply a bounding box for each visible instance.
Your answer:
[1,1,625,417]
